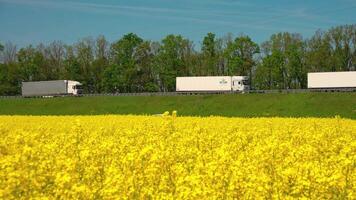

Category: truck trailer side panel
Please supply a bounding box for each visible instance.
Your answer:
[22,80,67,96]
[307,72,356,89]
[176,76,232,92]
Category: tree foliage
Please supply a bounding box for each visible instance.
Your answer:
[0,24,355,95]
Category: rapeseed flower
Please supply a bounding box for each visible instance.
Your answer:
[0,115,354,199]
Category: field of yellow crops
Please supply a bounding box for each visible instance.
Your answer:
[0,114,355,199]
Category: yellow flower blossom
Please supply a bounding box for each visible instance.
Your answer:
[0,115,355,199]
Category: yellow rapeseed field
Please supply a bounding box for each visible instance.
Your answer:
[0,114,355,199]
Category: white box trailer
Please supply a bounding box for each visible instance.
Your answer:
[307,72,356,89]
[22,80,83,97]
[176,76,249,92]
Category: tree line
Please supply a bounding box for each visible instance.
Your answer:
[0,24,355,95]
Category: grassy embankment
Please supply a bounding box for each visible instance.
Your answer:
[0,93,355,119]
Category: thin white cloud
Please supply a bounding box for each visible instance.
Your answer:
[0,0,271,29]
[0,0,277,17]
[0,0,340,32]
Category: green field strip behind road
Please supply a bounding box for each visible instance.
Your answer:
[0,93,355,119]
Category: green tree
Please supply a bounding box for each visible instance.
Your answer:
[63,45,83,82]
[305,30,333,72]
[2,42,17,64]
[305,25,356,73]
[201,32,218,75]
[91,36,109,93]
[224,35,260,81]
[75,38,95,92]
[104,33,144,92]
[17,45,46,82]
[155,34,193,91]
[255,33,305,89]
[255,51,285,89]
[44,41,65,79]
[134,41,158,92]
[0,42,20,95]
[328,25,355,71]
[0,62,21,95]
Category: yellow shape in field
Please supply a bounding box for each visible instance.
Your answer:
[0,115,355,199]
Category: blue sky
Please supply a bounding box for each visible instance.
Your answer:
[0,0,355,47]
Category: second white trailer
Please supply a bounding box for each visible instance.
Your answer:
[307,71,356,89]
[176,76,249,92]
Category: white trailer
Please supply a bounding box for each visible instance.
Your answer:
[307,72,356,89]
[176,76,249,92]
[22,80,83,97]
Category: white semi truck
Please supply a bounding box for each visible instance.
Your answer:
[22,80,83,97]
[176,76,249,92]
[307,71,356,89]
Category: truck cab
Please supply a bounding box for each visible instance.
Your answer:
[67,81,83,95]
[231,76,249,92]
